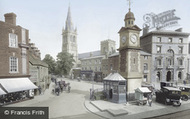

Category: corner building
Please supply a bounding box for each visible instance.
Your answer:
[141,30,190,89]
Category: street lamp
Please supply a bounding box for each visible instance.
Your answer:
[92,72,95,90]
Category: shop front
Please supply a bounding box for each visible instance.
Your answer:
[0,77,38,105]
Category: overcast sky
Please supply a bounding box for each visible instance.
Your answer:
[0,0,190,59]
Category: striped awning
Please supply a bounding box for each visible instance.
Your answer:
[0,77,38,93]
[0,87,6,95]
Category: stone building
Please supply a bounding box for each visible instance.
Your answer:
[101,51,152,84]
[79,39,116,81]
[141,29,190,88]
[29,42,49,95]
[62,6,78,68]
[0,13,37,101]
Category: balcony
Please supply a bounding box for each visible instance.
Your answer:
[178,65,185,69]
[167,65,174,69]
[156,65,163,69]
[143,70,149,74]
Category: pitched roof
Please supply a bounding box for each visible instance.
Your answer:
[141,30,190,38]
[118,25,141,33]
[29,52,48,67]
[104,73,126,81]
[78,50,102,59]
[140,51,151,56]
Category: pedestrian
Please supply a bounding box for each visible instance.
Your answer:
[68,85,71,93]
[90,88,92,100]
[38,86,42,95]
[147,93,152,107]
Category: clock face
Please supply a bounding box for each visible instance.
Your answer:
[122,36,126,43]
[130,34,137,43]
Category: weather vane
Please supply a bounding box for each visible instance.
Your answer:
[127,0,132,11]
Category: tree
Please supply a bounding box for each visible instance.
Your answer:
[43,54,56,74]
[56,51,75,76]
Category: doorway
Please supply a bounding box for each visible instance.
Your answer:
[166,71,172,82]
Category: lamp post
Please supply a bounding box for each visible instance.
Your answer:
[92,72,95,90]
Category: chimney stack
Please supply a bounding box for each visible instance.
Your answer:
[4,13,17,26]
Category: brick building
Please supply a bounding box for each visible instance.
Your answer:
[0,13,37,104]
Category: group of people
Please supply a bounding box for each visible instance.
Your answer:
[51,77,71,96]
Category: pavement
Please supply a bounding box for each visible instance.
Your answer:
[4,78,190,119]
[84,94,190,119]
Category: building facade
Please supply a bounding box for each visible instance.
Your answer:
[141,30,190,88]
[79,39,116,81]
[29,42,49,95]
[0,13,29,77]
[0,13,38,104]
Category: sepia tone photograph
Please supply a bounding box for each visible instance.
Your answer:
[0,0,190,119]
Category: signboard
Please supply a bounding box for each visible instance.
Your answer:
[29,70,38,82]
[143,9,180,30]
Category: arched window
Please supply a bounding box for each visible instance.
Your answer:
[178,72,182,80]
[157,72,161,82]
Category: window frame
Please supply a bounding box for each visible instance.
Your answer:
[9,56,18,73]
[9,33,18,48]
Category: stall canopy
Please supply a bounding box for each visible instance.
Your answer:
[104,73,126,81]
[0,87,6,95]
[135,87,151,93]
[0,77,38,93]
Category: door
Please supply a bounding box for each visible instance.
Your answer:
[166,71,171,82]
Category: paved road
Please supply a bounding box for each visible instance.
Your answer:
[149,110,190,119]
[6,78,103,119]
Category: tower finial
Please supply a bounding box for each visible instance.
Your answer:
[127,0,131,11]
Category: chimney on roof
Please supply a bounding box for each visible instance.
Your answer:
[4,13,17,26]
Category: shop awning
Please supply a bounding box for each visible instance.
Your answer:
[0,87,6,95]
[0,77,38,93]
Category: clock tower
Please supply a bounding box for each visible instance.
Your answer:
[118,5,142,100]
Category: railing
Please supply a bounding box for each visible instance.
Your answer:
[156,65,163,69]
[167,65,174,69]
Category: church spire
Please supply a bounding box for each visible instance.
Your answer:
[65,5,74,31]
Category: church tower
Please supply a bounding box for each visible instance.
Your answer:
[62,6,78,67]
[118,1,142,100]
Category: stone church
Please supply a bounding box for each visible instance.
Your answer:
[62,6,78,68]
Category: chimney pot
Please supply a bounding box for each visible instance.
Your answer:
[4,13,17,26]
